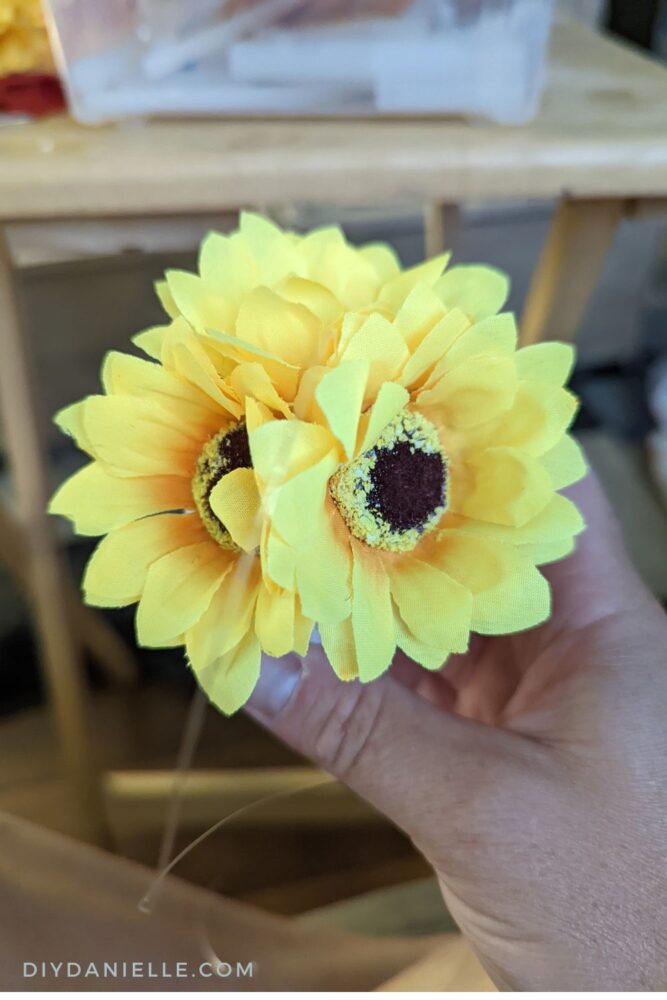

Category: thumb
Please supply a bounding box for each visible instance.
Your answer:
[246,645,528,859]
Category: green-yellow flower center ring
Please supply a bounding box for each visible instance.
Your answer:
[192,421,251,549]
[329,410,448,553]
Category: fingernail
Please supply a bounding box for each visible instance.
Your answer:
[248,654,302,717]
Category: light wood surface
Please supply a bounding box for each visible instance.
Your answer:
[0,685,431,913]
[0,812,437,992]
[1,20,667,220]
[377,937,495,991]
[520,197,626,344]
[246,856,431,916]
[305,875,454,937]
[423,202,460,258]
[5,213,239,267]
[105,767,381,830]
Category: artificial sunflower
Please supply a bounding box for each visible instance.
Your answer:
[50,213,586,710]
[243,285,586,681]
[134,210,433,374]
[49,322,313,714]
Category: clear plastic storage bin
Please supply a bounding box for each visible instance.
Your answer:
[43,0,555,125]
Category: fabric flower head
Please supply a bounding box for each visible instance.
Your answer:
[50,213,586,713]
[49,323,313,713]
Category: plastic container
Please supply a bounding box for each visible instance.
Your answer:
[43,0,554,125]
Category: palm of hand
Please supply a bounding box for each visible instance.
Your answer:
[392,478,667,989]
[399,476,645,735]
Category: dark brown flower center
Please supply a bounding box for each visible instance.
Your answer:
[366,439,446,534]
[193,422,252,548]
[329,410,448,553]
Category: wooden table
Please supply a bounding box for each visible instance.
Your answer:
[1,16,667,844]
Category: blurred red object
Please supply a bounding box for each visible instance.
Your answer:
[0,72,65,117]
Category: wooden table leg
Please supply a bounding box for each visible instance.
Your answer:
[0,502,138,687]
[520,197,626,346]
[0,226,109,847]
[424,202,460,257]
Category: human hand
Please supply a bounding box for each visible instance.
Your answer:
[246,472,667,990]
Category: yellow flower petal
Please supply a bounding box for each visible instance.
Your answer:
[269,449,338,544]
[300,228,382,311]
[206,328,300,402]
[452,492,585,547]
[378,254,450,314]
[435,264,509,321]
[351,543,395,682]
[418,354,517,429]
[540,433,587,489]
[83,513,202,608]
[209,467,261,553]
[516,342,575,386]
[194,630,261,716]
[486,382,578,457]
[454,446,552,527]
[357,381,410,453]
[136,540,231,647]
[263,523,297,591]
[81,395,200,477]
[159,321,241,416]
[277,275,342,327]
[101,349,202,405]
[166,269,235,335]
[198,229,258,303]
[359,243,401,285]
[340,313,409,402]
[293,600,314,655]
[255,585,301,658]
[263,447,351,624]
[319,618,358,681]
[239,212,303,287]
[520,493,585,543]
[54,400,94,455]
[392,283,448,353]
[292,365,328,423]
[186,555,260,671]
[250,418,335,490]
[400,308,470,390]
[49,463,192,535]
[101,351,221,438]
[441,312,518,365]
[295,527,351,624]
[393,610,447,670]
[155,279,180,320]
[235,286,321,369]
[389,558,471,653]
[245,397,274,436]
[315,360,369,459]
[132,323,172,361]
[337,311,368,357]
[229,361,291,418]
[518,535,576,565]
[432,532,550,634]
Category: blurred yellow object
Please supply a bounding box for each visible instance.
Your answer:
[0,0,53,75]
[0,0,44,31]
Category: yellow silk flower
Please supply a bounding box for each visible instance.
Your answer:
[0,0,52,75]
[50,213,586,712]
